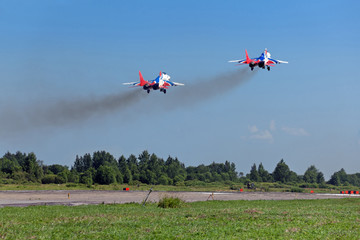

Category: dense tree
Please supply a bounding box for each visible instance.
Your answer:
[74,153,92,173]
[0,157,21,174]
[95,165,116,184]
[328,168,348,186]
[273,159,291,183]
[258,163,271,182]
[249,163,260,182]
[317,172,325,184]
[2,150,360,188]
[127,154,139,181]
[303,165,325,184]
[92,151,117,169]
[48,164,68,175]
[303,165,318,183]
[22,153,43,182]
[229,162,237,181]
[80,169,94,185]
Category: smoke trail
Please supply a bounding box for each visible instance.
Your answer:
[156,68,257,108]
[0,68,255,137]
[0,89,144,136]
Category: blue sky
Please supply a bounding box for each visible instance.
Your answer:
[0,1,359,179]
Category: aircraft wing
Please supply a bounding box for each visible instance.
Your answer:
[123,82,140,86]
[165,80,184,86]
[269,58,288,64]
[228,59,246,63]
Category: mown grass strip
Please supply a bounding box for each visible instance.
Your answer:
[0,198,359,239]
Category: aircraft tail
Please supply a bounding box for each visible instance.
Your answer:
[245,49,250,61]
[139,71,147,86]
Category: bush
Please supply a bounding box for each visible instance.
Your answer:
[319,183,328,189]
[65,183,78,188]
[158,196,184,208]
[41,175,57,184]
[184,180,206,186]
[299,183,318,188]
[290,187,304,193]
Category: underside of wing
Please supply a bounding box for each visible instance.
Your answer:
[228,59,246,63]
[123,82,140,86]
[166,80,184,86]
[269,58,288,64]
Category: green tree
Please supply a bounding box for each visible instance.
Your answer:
[166,157,186,181]
[48,164,68,175]
[273,159,290,183]
[303,165,318,183]
[229,162,238,181]
[257,163,270,182]
[80,169,93,186]
[317,172,325,184]
[127,154,139,181]
[328,168,347,186]
[123,168,132,184]
[249,163,260,182]
[0,157,21,174]
[68,168,80,183]
[95,165,116,184]
[92,151,117,170]
[22,153,43,182]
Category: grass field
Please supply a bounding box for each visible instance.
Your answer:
[0,198,359,239]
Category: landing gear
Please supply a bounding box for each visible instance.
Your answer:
[160,89,167,94]
[147,89,150,94]
[250,67,254,71]
[267,66,270,71]
[163,89,166,94]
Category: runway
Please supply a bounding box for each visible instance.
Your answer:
[0,190,358,207]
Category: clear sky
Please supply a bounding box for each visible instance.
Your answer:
[0,1,359,179]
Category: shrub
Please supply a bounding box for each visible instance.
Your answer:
[318,183,328,189]
[65,183,78,188]
[41,175,57,184]
[290,187,304,193]
[158,196,184,208]
[184,180,206,186]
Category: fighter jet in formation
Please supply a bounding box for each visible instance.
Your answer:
[229,49,288,71]
[123,71,184,94]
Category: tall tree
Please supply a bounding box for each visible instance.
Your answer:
[258,163,271,182]
[273,159,290,183]
[303,165,318,183]
[127,154,139,181]
[328,168,348,185]
[249,163,260,182]
[92,151,116,169]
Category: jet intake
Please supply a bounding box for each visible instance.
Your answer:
[152,83,159,90]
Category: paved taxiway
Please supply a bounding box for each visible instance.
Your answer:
[1,190,359,207]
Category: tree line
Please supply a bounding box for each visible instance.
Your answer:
[0,150,359,187]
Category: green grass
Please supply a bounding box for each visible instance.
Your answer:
[0,198,359,239]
